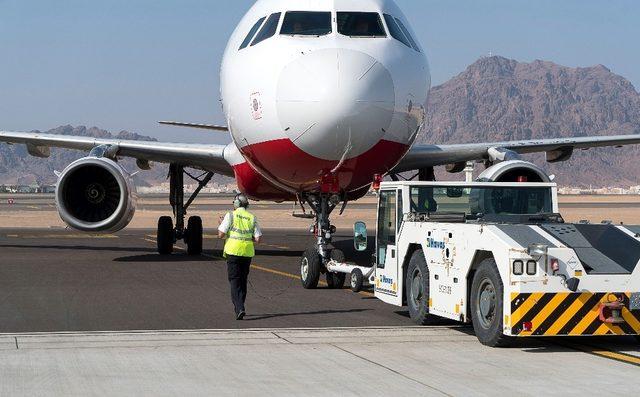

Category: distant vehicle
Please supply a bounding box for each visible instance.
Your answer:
[316,165,640,346]
[2,0,640,269]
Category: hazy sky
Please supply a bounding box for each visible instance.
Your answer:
[1,0,639,144]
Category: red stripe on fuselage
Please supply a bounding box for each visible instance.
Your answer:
[234,138,408,200]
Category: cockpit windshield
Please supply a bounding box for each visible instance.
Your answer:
[337,12,386,37]
[251,12,281,46]
[281,11,332,36]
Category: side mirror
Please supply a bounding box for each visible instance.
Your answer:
[354,221,368,252]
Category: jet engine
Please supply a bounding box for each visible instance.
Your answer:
[55,157,137,233]
[476,160,551,183]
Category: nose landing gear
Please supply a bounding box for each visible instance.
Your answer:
[156,164,213,256]
[299,193,346,289]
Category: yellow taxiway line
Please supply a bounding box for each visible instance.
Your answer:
[142,237,373,296]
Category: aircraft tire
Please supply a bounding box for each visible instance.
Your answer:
[186,216,203,256]
[157,216,174,255]
[301,247,321,289]
[326,272,346,289]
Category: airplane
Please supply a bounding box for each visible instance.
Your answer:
[2,0,640,289]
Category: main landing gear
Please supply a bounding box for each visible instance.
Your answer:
[299,193,346,289]
[156,164,213,256]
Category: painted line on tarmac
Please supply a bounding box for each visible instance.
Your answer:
[557,342,640,367]
[142,237,374,297]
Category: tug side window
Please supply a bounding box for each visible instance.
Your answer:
[377,190,397,268]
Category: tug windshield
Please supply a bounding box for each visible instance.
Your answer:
[410,186,553,217]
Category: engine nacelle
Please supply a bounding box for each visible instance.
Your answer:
[476,160,551,183]
[55,157,137,233]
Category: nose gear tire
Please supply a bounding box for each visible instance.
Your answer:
[301,247,321,289]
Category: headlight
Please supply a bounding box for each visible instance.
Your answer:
[513,260,524,275]
[526,260,537,275]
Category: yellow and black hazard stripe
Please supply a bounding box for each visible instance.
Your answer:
[509,292,640,336]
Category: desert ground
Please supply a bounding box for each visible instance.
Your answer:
[1,193,640,230]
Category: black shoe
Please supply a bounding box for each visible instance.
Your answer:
[236,311,245,320]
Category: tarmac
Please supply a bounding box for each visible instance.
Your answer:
[1,227,639,396]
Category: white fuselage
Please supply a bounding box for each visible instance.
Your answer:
[220,0,430,200]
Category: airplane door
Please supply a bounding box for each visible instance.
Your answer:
[375,189,401,305]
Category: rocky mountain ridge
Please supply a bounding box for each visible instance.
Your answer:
[422,56,640,186]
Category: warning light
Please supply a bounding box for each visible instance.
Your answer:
[372,174,383,191]
[523,321,533,332]
[550,258,560,273]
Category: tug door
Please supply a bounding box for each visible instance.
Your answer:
[375,189,401,305]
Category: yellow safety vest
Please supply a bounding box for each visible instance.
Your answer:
[223,208,256,258]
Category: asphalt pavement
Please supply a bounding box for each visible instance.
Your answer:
[0,228,412,333]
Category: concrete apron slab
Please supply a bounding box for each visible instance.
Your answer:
[1,327,638,397]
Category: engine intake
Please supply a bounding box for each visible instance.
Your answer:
[56,157,137,233]
[476,160,551,183]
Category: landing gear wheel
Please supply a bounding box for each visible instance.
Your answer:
[470,258,511,347]
[406,250,437,325]
[350,268,364,293]
[326,272,346,289]
[301,247,321,289]
[157,216,174,255]
[326,248,346,289]
[185,216,203,256]
[330,249,345,263]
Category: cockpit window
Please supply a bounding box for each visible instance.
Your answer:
[281,11,332,36]
[239,17,266,50]
[251,12,281,46]
[383,14,412,49]
[337,12,386,37]
[394,17,420,52]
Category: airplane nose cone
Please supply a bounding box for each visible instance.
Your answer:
[276,48,396,161]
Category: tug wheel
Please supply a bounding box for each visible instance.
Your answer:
[470,258,511,347]
[350,268,364,293]
[406,250,437,325]
[301,247,321,289]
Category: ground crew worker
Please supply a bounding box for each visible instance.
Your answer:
[218,193,262,320]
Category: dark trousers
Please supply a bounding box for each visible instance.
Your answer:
[227,255,252,314]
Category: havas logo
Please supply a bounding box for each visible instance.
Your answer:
[380,275,394,285]
[426,238,446,250]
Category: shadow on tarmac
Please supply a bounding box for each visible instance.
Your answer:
[243,308,372,321]
[114,254,213,262]
[0,244,156,254]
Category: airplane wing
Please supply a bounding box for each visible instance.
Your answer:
[158,121,229,132]
[392,134,640,173]
[0,130,235,177]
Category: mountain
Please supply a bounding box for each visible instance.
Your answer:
[422,56,640,187]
